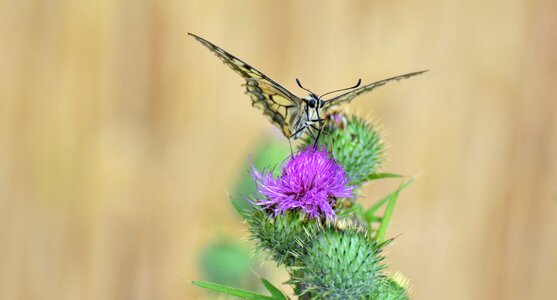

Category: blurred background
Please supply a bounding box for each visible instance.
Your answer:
[1,0,556,299]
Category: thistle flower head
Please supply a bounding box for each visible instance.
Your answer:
[293,227,388,299]
[251,147,353,220]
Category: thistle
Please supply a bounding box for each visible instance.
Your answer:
[194,111,416,299]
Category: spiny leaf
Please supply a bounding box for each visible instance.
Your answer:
[374,177,416,242]
[260,278,288,300]
[364,172,403,181]
[192,280,277,299]
[363,177,415,223]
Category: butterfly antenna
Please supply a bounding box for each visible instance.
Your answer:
[319,79,362,99]
[296,78,318,98]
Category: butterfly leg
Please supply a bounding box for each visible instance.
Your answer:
[306,125,317,139]
[288,138,293,154]
[313,125,323,148]
[289,126,310,152]
[310,123,329,136]
[311,118,327,147]
[304,125,321,149]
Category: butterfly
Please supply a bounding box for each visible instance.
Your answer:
[189,33,426,146]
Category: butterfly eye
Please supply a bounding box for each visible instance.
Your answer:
[308,99,316,108]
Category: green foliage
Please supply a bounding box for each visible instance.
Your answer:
[193,277,288,300]
[373,178,414,242]
[293,226,387,299]
[359,177,416,241]
[261,278,290,300]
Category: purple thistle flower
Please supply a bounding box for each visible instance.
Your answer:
[250,147,354,220]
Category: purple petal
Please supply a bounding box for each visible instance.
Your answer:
[250,147,354,220]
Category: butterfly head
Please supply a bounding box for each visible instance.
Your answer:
[300,94,324,129]
[296,78,325,112]
[297,78,364,109]
[303,95,324,109]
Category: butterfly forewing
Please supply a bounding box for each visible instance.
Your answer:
[323,70,428,110]
[189,33,302,138]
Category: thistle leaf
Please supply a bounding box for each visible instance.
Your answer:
[365,172,403,181]
[374,178,415,242]
[192,280,277,300]
[363,177,415,224]
[260,278,288,300]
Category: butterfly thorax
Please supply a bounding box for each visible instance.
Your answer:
[290,94,324,139]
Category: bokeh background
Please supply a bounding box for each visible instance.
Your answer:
[1,0,556,299]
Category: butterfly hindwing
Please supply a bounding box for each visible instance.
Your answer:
[189,33,302,138]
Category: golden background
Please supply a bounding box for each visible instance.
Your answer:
[1,0,556,299]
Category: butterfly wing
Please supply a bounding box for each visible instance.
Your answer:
[322,70,428,110]
[189,33,303,138]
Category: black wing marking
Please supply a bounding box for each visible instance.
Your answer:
[189,33,302,137]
